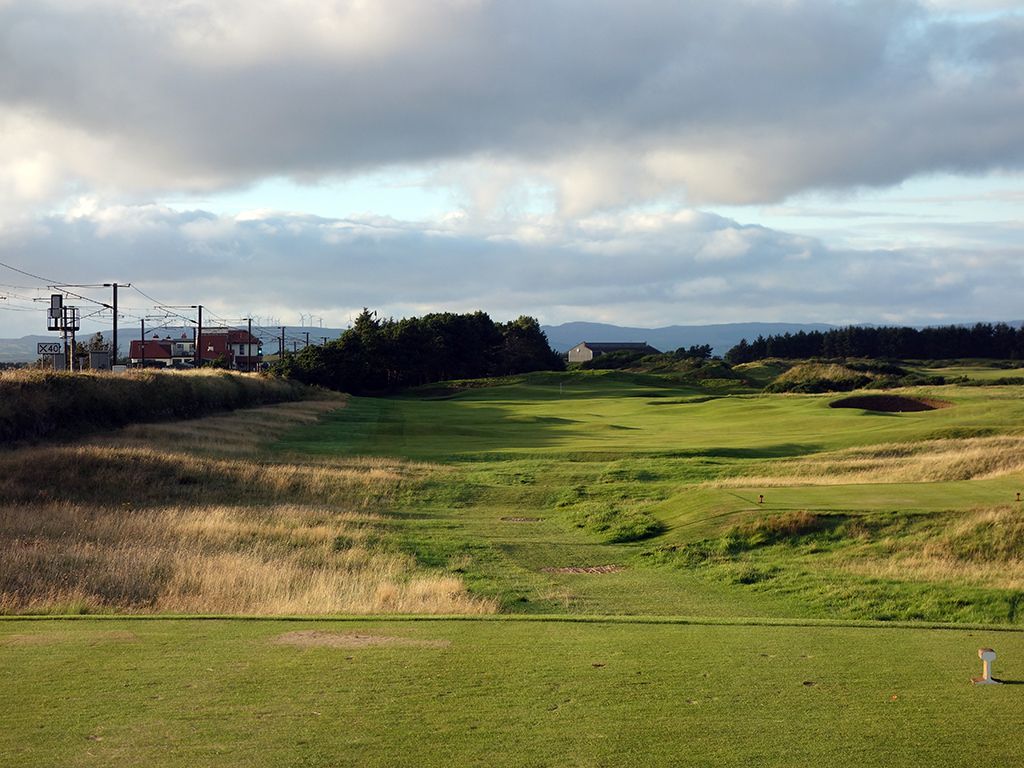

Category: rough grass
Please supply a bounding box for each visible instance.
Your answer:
[0,502,483,614]
[0,368,315,444]
[765,362,878,393]
[0,399,495,616]
[842,506,1024,592]
[651,506,1024,622]
[713,435,1024,486]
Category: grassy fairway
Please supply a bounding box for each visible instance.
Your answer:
[276,372,1024,622]
[5,372,1024,767]
[2,617,1023,768]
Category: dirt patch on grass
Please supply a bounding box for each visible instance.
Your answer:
[501,516,543,522]
[542,565,624,574]
[271,630,449,649]
[829,394,952,412]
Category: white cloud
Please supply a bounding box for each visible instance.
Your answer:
[1,203,1021,337]
[0,1,1021,213]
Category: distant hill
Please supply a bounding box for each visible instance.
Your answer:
[542,322,838,356]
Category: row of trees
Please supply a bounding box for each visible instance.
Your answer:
[726,323,1024,363]
[274,309,564,393]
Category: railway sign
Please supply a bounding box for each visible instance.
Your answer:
[37,342,62,355]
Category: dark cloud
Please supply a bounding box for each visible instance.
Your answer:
[0,1,1022,207]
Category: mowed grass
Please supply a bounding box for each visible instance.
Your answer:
[280,372,1024,460]
[2,617,1023,768]
[276,372,1024,622]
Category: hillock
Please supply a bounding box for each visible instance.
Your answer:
[764,360,941,393]
[0,369,314,444]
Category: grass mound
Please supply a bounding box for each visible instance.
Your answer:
[0,369,314,443]
[830,394,952,412]
[764,360,946,393]
[765,362,882,393]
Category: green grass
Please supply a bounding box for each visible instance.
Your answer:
[906,360,1024,382]
[3,617,1023,768]
[7,372,1024,766]
[273,373,1024,621]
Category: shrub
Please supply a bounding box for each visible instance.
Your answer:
[0,370,314,444]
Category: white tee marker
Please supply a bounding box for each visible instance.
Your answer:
[972,648,1001,685]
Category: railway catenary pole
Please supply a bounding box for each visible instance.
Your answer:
[103,283,129,364]
[194,305,203,367]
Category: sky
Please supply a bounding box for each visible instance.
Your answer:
[1,0,1023,341]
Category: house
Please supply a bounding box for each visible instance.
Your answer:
[198,328,262,369]
[224,329,262,370]
[128,329,262,370]
[567,341,660,364]
[170,334,194,365]
[128,336,174,367]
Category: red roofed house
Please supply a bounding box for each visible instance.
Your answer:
[129,329,261,369]
[226,329,262,370]
[128,336,174,367]
[199,328,262,369]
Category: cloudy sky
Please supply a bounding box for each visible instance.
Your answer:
[1,0,1023,339]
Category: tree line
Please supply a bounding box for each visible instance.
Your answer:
[272,309,564,393]
[726,323,1024,363]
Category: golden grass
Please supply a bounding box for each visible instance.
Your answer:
[839,506,1024,590]
[712,435,1024,487]
[102,398,342,456]
[0,368,316,444]
[0,398,496,615]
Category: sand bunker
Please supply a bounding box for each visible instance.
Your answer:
[272,630,449,649]
[542,565,624,574]
[829,394,952,413]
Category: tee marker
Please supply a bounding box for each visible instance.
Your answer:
[972,648,1000,685]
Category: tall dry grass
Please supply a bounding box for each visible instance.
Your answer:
[712,435,1024,488]
[0,368,316,444]
[0,502,488,614]
[839,505,1024,590]
[0,399,496,615]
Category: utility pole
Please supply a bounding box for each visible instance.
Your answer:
[67,306,78,371]
[247,317,253,372]
[62,311,69,371]
[320,336,328,346]
[102,283,129,364]
[279,326,285,358]
[140,318,145,368]
[304,331,309,348]
[194,304,203,367]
